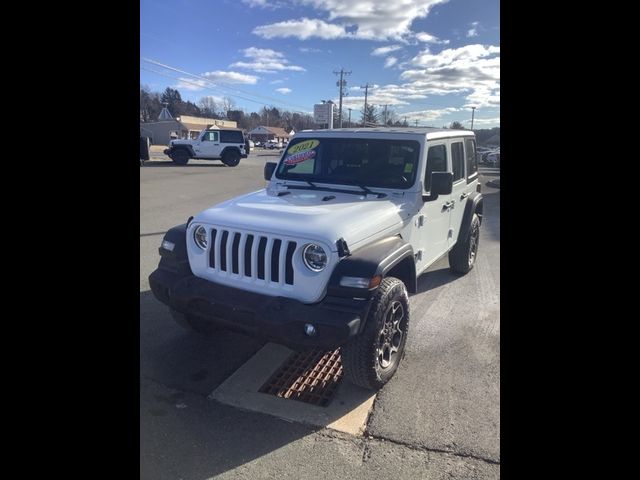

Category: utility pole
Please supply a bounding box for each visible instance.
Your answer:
[361,83,372,126]
[381,104,390,125]
[470,106,476,130]
[415,119,418,127]
[347,108,352,128]
[333,68,352,128]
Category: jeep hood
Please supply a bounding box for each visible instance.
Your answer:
[192,188,414,251]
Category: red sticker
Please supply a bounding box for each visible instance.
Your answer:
[284,149,316,165]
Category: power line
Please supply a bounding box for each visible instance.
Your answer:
[333,68,351,128]
[141,57,311,112]
[140,66,312,115]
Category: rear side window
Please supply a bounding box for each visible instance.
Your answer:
[425,144,447,192]
[220,130,244,143]
[465,138,478,180]
[451,142,464,181]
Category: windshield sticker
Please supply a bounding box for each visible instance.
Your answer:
[283,149,316,165]
[404,163,413,173]
[287,139,319,155]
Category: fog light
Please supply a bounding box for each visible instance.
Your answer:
[304,323,316,336]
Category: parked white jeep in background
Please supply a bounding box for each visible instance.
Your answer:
[164,128,247,166]
[150,128,483,390]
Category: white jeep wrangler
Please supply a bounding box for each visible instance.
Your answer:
[150,128,483,390]
[163,128,248,166]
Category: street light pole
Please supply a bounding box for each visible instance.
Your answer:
[471,106,476,130]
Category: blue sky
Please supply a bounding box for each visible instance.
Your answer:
[140,0,499,128]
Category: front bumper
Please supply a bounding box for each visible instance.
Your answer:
[149,268,371,350]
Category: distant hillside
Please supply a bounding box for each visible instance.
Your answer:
[473,127,500,146]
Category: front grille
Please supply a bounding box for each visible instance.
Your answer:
[208,228,297,286]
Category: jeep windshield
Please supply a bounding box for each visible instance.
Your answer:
[275,137,421,190]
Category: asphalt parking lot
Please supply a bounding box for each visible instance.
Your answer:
[140,150,500,479]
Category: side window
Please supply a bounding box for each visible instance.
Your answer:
[451,142,464,181]
[424,144,447,192]
[465,138,478,180]
[203,131,219,142]
[220,130,243,143]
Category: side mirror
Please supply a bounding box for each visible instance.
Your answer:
[264,162,277,181]
[422,172,453,201]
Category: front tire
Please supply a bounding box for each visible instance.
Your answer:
[342,277,409,390]
[449,212,480,274]
[171,149,189,166]
[222,150,240,167]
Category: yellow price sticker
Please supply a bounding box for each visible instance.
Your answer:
[287,139,319,155]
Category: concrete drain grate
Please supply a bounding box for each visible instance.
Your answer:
[258,348,343,407]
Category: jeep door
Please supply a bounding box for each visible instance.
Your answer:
[449,140,467,246]
[196,130,223,158]
[417,141,452,271]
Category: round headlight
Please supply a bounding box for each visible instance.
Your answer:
[302,244,327,272]
[193,225,208,249]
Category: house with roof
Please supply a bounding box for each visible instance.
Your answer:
[247,126,291,144]
[140,108,238,145]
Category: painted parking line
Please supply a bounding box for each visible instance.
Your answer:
[208,343,377,436]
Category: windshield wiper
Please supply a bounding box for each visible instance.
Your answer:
[334,179,386,198]
[281,177,386,198]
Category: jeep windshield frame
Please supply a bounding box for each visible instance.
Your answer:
[274,137,421,190]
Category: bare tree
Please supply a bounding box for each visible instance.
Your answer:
[221,97,237,118]
[198,96,219,118]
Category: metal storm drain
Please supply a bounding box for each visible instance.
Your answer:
[258,348,344,407]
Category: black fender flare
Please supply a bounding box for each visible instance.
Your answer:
[458,192,483,241]
[327,236,416,297]
[154,223,193,277]
[170,145,195,158]
[220,146,241,158]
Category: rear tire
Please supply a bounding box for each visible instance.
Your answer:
[172,149,189,166]
[449,212,480,274]
[342,277,409,390]
[222,150,240,167]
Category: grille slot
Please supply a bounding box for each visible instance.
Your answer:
[219,231,229,271]
[231,233,241,274]
[207,228,297,286]
[209,229,217,268]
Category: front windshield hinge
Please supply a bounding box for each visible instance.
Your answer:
[336,237,351,257]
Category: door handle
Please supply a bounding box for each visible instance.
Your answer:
[460,192,470,200]
[442,201,453,210]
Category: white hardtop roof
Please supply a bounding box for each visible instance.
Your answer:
[296,127,474,140]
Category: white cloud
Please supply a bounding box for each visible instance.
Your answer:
[467,21,479,38]
[175,78,208,91]
[275,87,292,94]
[402,107,460,123]
[201,70,259,84]
[331,43,499,114]
[414,32,449,44]
[230,47,306,73]
[270,79,285,84]
[241,0,287,8]
[299,47,323,53]
[252,0,449,41]
[400,44,500,108]
[466,116,500,126]
[371,45,402,56]
[384,57,398,68]
[199,94,225,104]
[254,18,348,40]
